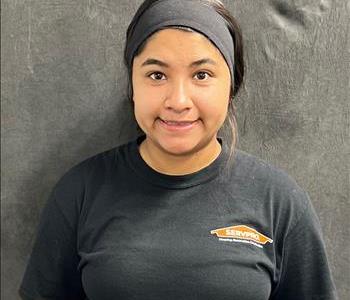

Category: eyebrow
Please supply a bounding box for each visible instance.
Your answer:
[140,58,217,68]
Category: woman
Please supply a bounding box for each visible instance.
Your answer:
[19,0,338,299]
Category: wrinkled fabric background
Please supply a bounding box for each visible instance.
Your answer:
[1,0,349,299]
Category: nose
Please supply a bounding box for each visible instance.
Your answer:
[164,78,193,112]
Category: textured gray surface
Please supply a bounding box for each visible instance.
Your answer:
[1,0,349,299]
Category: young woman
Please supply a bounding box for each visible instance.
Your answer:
[19,0,338,299]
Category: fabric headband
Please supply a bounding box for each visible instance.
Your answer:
[125,0,235,86]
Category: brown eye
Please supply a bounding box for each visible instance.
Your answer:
[195,71,211,80]
[149,72,166,81]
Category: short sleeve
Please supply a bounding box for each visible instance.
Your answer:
[18,166,87,299]
[271,191,338,300]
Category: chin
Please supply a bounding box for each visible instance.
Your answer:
[157,137,200,155]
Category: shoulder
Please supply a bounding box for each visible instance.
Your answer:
[55,140,131,189]
[232,149,305,196]
[54,148,113,190]
[230,149,312,234]
[45,140,133,226]
[51,140,130,210]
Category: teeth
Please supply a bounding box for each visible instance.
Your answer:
[166,121,191,125]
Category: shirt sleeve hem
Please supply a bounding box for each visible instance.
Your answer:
[18,287,36,300]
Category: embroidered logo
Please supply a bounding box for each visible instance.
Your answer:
[210,225,273,248]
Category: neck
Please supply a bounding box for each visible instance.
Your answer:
[138,136,222,176]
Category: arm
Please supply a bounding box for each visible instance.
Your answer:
[19,166,87,300]
[271,192,338,300]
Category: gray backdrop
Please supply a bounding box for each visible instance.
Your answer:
[2,0,349,299]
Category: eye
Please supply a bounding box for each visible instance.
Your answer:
[194,71,211,81]
[149,72,166,81]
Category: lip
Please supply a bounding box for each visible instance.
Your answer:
[158,118,199,131]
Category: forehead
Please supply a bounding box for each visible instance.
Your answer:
[139,28,224,59]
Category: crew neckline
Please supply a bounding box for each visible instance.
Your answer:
[125,134,230,189]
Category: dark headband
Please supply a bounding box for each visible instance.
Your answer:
[125,0,235,85]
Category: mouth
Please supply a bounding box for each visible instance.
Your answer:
[161,119,197,124]
[158,118,199,131]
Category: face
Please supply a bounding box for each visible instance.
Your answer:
[132,28,231,157]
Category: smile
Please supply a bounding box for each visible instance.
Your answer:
[158,119,198,131]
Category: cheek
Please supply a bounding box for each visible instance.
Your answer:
[194,90,229,128]
[133,90,161,125]
[195,89,228,114]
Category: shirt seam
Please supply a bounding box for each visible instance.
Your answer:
[270,192,309,298]
[18,286,36,300]
[128,162,221,190]
[52,190,75,232]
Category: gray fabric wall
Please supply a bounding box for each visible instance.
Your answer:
[1,0,349,299]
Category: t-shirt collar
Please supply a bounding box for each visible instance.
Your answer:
[126,134,230,189]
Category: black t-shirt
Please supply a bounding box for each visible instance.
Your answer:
[19,134,338,300]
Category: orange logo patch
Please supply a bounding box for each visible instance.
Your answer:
[210,225,273,248]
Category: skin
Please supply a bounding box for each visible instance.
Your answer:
[132,28,231,175]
